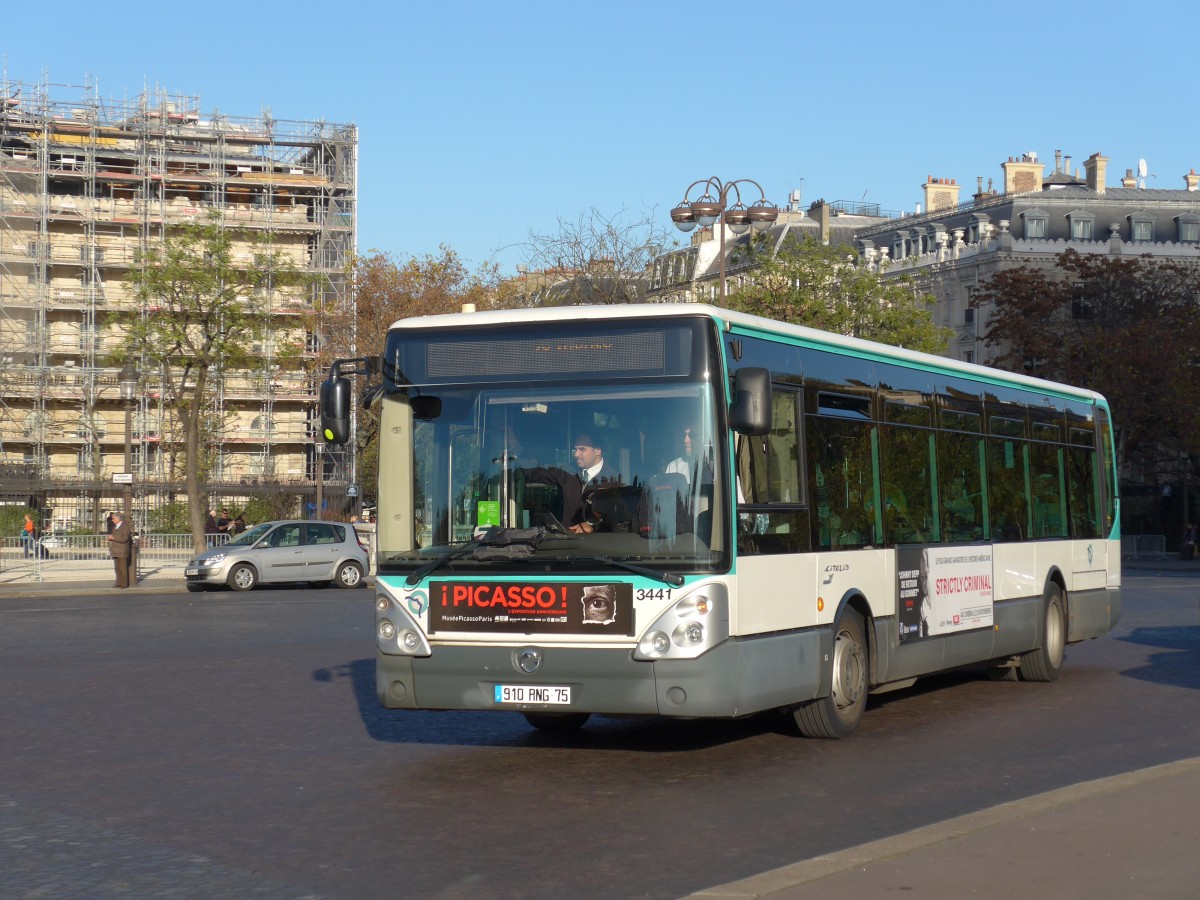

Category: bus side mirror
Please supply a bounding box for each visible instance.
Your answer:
[319,376,352,444]
[729,367,771,435]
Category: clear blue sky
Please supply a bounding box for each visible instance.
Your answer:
[5,0,1197,275]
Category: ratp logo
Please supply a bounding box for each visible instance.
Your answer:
[406,590,428,616]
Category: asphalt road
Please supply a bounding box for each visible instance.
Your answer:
[2,574,1197,899]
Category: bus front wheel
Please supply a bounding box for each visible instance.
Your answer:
[1018,583,1066,682]
[792,608,868,739]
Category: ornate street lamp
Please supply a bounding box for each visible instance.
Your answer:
[670,177,778,300]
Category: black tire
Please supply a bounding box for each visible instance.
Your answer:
[523,712,590,733]
[228,563,258,592]
[1018,583,1066,682]
[334,561,364,589]
[792,608,869,739]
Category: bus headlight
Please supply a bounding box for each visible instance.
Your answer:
[376,590,431,657]
[633,584,729,661]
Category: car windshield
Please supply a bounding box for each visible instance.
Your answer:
[378,382,730,576]
[228,523,272,546]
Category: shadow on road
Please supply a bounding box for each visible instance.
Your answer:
[312,657,1004,752]
[1117,626,1200,691]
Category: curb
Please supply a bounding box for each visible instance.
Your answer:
[688,757,1200,898]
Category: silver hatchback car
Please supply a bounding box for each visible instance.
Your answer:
[184,520,370,592]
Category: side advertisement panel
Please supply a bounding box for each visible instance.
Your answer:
[898,545,994,642]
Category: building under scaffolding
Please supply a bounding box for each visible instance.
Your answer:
[0,78,357,532]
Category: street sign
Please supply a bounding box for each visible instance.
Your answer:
[346,485,359,497]
[112,473,133,484]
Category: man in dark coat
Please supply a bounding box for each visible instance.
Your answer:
[107,511,133,588]
[524,431,622,534]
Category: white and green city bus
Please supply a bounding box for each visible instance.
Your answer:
[319,304,1121,737]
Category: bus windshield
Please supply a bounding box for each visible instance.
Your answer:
[381,382,729,575]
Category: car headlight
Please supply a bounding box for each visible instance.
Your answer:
[633,583,729,661]
[203,553,227,565]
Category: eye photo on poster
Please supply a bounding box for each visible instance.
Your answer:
[897,545,994,642]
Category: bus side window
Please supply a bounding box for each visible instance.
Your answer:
[879,424,935,544]
[737,390,809,555]
[806,416,877,550]
[937,428,985,543]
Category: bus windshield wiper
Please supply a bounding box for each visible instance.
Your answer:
[404,527,545,585]
[570,555,685,587]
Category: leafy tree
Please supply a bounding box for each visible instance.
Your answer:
[726,235,952,354]
[972,249,1200,474]
[0,506,36,540]
[311,247,496,491]
[117,217,307,553]
[243,488,302,525]
[146,501,190,534]
[517,207,673,306]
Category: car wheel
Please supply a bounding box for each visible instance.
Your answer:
[228,563,258,592]
[334,561,364,589]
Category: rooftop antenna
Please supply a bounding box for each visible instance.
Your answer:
[1137,158,1151,188]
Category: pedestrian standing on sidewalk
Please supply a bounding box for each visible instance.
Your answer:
[21,513,36,558]
[107,511,133,589]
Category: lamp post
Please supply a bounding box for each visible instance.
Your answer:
[118,362,139,585]
[670,177,779,301]
[118,361,138,522]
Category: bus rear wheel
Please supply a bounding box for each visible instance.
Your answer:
[1018,583,1066,682]
[523,712,590,733]
[792,608,868,739]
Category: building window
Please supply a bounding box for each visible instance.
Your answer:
[1072,288,1096,320]
[963,350,974,364]
[1130,214,1155,242]
[1023,215,1047,238]
[1178,217,1200,243]
[1068,210,1095,240]
[964,307,975,325]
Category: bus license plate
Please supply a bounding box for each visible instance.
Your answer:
[494,684,571,705]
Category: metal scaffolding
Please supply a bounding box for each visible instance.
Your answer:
[0,77,357,532]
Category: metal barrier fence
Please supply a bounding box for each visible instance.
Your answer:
[1121,534,1168,560]
[0,532,231,583]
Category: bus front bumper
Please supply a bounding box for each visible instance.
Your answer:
[376,628,829,719]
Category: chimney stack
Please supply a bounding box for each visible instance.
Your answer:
[1002,154,1044,194]
[922,176,961,213]
[1186,169,1200,192]
[1121,169,1138,188]
[1083,153,1108,194]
